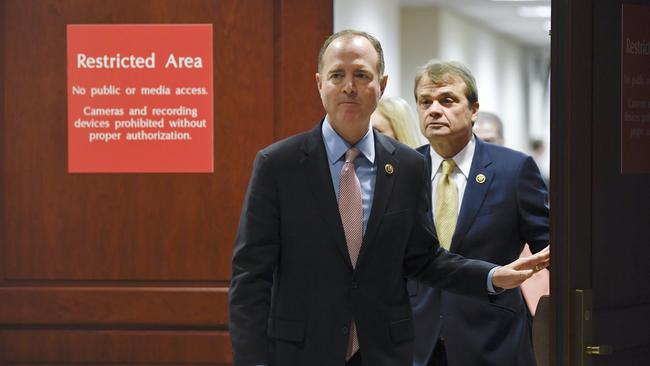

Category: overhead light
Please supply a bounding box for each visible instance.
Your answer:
[517,6,551,18]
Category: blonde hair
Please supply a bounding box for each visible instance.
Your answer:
[376,97,421,148]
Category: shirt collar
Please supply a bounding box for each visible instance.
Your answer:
[322,116,375,165]
[429,135,475,180]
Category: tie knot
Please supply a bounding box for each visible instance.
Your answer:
[441,159,456,175]
[345,147,361,163]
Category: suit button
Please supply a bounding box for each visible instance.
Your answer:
[342,325,349,335]
[351,281,359,289]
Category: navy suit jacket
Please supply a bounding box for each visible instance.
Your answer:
[229,123,497,366]
[409,137,549,366]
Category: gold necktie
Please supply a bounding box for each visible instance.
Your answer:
[435,159,458,250]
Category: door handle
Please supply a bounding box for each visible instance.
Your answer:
[575,289,614,365]
[585,345,613,356]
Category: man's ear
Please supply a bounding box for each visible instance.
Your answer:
[379,75,388,95]
[315,73,322,91]
[471,102,480,124]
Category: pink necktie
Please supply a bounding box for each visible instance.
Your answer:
[338,147,363,360]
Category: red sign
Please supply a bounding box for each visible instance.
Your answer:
[621,5,650,174]
[67,24,213,173]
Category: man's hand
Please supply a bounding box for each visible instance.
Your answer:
[492,246,550,289]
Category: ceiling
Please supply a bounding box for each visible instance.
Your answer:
[400,0,551,48]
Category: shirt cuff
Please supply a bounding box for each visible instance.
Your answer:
[487,266,503,294]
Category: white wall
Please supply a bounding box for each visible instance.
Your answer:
[334,0,401,97]
[400,6,545,154]
[525,50,551,178]
[334,0,551,160]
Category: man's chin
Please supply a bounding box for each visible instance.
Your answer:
[330,114,370,131]
[338,113,368,125]
[426,128,451,139]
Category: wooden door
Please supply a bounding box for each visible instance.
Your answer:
[0,0,331,364]
[551,0,650,364]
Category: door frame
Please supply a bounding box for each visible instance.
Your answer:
[550,0,594,364]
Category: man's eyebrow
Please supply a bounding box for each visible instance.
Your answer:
[421,89,456,98]
[327,67,343,74]
[438,91,457,98]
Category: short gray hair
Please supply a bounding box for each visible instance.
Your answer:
[413,60,478,104]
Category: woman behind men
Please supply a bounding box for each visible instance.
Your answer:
[371,96,421,147]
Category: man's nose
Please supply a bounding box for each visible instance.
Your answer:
[427,101,442,117]
[341,77,356,94]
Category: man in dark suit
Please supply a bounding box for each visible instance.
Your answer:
[409,60,550,366]
[228,31,549,366]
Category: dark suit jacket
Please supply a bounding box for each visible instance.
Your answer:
[410,138,550,366]
[229,122,496,366]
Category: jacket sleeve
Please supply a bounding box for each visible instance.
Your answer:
[516,156,550,253]
[228,151,280,366]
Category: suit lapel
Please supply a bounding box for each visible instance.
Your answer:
[450,138,494,252]
[356,133,397,268]
[300,123,353,269]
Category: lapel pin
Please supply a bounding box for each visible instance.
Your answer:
[476,174,486,184]
[385,164,394,175]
